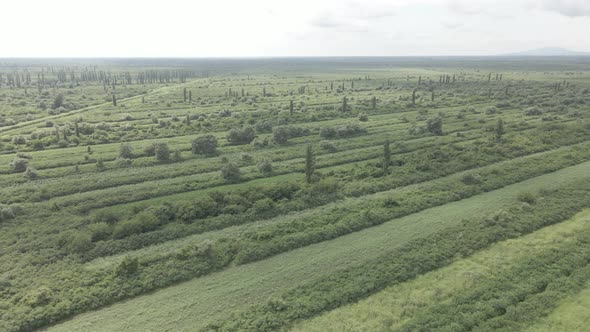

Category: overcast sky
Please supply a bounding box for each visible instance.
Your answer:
[2,0,590,57]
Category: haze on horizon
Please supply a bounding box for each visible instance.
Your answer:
[3,0,590,57]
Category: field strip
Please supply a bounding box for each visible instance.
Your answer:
[47,161,590,331]
[81,142,590,268]
[522,283,590,332]
[291,209,590,332]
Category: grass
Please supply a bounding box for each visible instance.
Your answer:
[292,209,590,332]
[47,161,590,332]
[523,284,590,332]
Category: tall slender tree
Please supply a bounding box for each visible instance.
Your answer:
[305,144,314,184]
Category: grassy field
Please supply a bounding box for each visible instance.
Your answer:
[293,209,590,332]
[1,57,589,331]
[47,162,590,331]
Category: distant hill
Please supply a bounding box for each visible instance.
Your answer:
[503,47,590,56]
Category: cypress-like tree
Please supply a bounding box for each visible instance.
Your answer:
[305,144,314,184]
[112,94,117,106]
[342,96,348,112]
[412,89,417,105]
[74,121,80,137]
[290,100,294,116]
[495,118,505,142]
[183,87,187,102]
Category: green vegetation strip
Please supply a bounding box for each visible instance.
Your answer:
[293,209,590,332]
[396,231,590,331]
[206,181,590,331]
[43,162,590,332]
[523,282,590,332]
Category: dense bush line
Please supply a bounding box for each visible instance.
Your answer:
[398,233,590,332]
[4,144,588,331]
[205,183,590,331]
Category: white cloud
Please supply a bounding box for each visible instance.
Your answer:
[540,0,590,17]
[0,0,589,57]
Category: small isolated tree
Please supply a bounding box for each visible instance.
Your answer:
[192,135,218,155]
[119,142,133,159]
[52,93,64,109]
[96,158,106,171]
[257,158,272,176]
[272,127,290,145]
[226,126,256,145]
[10,158,28,173]
[426,116,443,135]
[154,142,170,161]
[495,118,505,142]
[341,96,348,112]
[383,140,391,174]
[305,144,314,184]
[221,162,241,181]
[112,94,117,106]
[23,167,38,180]
[115,256,139,277]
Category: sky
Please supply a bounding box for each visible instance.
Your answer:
[2,0,590,57]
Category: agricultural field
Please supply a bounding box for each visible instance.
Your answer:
[0,57,589,332]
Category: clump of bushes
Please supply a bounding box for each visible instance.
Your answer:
[320,123,366,139]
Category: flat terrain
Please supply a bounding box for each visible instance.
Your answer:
[0,57,589,331]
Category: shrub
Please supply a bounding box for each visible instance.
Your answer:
[65,232,93,254]
[119,142,133,159]
[524,106,543,116]
[257,159,273,175]
[23,167,38,180]
[154,142,170,161]
[115,256,139,277]
[192,135,218,155]
[426,116,443,135]
[221,162,241,181]
[319,140,337,152]
[517,192,537,204]
[227,126,256,145]
[272,127,290,144]
[358,113,368,122]
[10,158,28,173]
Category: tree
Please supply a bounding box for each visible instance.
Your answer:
[112,94,117,106]
[221,162,241,181]
[119,142,133,159]
[305,144,314,184]
[341,96,348,112]
[154,142,170,161]
[272,127,290,145]
[495,118,505,142]
[23,167,38,180]
[96,158,106,171]
[192,135,218,155]
[426,116,443,135]
[383,140,391,174]
[52,93,64,109]
[257,158,272,176]
[412,89,417,105]
[115,256,139,277]
[10,158,28,173]
[290,100,294,116]
[226,126,256,145]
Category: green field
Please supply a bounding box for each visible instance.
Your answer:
[1,57,589,331]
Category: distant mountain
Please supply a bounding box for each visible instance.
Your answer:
[503,47,590,56]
